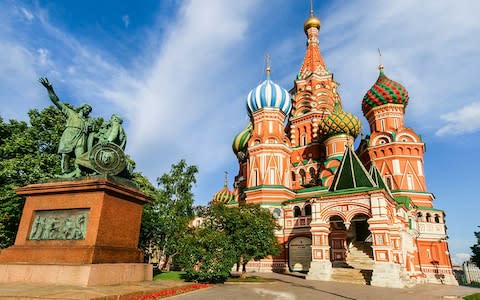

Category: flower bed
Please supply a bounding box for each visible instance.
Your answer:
[125,284,210,300]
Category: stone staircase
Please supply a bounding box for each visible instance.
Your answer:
[331,268,373,285]
[331,242,374,285]
[346,241,374,270]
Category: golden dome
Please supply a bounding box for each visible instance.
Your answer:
[304,15,321,33]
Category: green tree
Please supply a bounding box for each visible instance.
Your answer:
[140,159,198,271]
[472,227,480,267]
[210,203,281,275]
[177,203,280,282]
[0,107,65,247]
[177,226,237,283]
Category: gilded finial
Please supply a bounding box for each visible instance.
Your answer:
[304,0,321,33]
[265,54,272,78]
[378,48,384,72]
[224,171,228,188]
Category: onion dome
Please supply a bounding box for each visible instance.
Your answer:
[304,14,321,33]
[320,102,362,138]
[211,173,235,204]
[362,65,409,115]
[211,187,235,204]
[232,122,252,154]
[246,68,292,116]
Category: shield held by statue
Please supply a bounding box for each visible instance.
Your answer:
[76,142,127,176]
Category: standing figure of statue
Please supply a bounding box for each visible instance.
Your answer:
[39,77,93,178]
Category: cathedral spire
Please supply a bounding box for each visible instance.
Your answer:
[224,171,228,188]
[299,4,328,79]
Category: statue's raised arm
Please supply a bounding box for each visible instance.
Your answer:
[39,77,64,111]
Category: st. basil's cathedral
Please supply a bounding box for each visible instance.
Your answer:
[211,10,457,288]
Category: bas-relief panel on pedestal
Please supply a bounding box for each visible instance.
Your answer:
[29,209,89,240]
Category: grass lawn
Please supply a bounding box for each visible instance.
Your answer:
[465,294,480,300]
[153,271,186,281]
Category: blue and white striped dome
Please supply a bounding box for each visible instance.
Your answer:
[246,73,292,116]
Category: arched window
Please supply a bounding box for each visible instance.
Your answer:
[294,206,301,218]
[299,169,306,185]
[291,171,296,182]
[309,167,316,184]
[273,208,282,219]
[300,133,307,146]
[434,214,441,223]
[304,204,312,217]
[426,213,432,223]
[417,212,423,222]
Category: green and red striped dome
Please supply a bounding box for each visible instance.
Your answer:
[362,66,409,115]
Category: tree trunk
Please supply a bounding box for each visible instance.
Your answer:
[241,260,247,279]
[164,252,178,272]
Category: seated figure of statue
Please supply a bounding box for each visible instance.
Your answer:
[97,114,127,150]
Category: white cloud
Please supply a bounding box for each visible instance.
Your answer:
[0,41,45,120]
[0,0,259,201]
[37,48,51,66]
[318,0,480,132]
[20,7,34,21]
[452,252,470,265]
[436,101,480,136]
[122,15,130,28]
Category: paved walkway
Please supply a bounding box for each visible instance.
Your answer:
[0,280,192,300]
[175,273,479,300]
[0,273,478,300]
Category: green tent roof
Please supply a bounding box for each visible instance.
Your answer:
[329,146,376,191]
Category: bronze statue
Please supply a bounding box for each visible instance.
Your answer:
[39,77,93,177]
[39,77,130,178]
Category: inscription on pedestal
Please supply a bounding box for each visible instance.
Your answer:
[29,209,89,240]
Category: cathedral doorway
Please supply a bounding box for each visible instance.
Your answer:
[288,237,312,272]
[345,213,374,269]
[329,215,347,262]
[349,214,371,243]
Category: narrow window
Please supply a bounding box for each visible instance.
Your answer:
[426,213,432,223]
[269,168,275,185]
[304,204,312,216]
[299,169,306,185]
[300,134,307,146]
[309,167,316,184]
[252,169,258,186]
[294,206,301,218]
[407,174,414,190]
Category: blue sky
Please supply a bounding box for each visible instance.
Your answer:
[1,0,479,265]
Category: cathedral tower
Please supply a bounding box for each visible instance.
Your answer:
[359,65,430,207]
[242,66,294,204]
